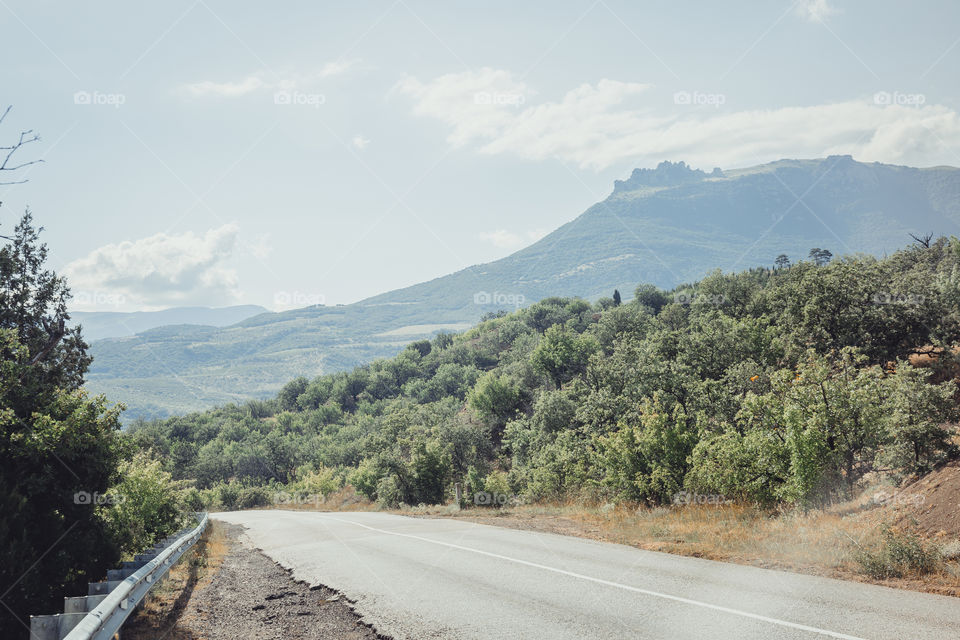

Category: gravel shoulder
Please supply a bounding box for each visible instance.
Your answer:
[125,522,388,640]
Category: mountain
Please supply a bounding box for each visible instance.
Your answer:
[70,305,270,341]
[84,157,960,420]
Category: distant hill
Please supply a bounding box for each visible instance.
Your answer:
[84,157,960,420]
[71,305,269,341]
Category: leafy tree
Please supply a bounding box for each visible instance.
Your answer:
[134,239,960,521]
[101,452,186,556]
[0,213,124,633]
[530,324,597,387]
[468,371,523,425]
[633,283,670,314]
[596,394,699,504]
[877,364,957,476]
[612,289,622,306]
[808,247,833,266]
[774,254,791,270]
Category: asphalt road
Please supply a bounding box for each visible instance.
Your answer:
[214,511,960,640]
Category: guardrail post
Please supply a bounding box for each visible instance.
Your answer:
[87,580,122,596]
[63,596,106,614]
[29,613,86,640]
[30,615,58,640]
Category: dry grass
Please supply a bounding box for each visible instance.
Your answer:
[254,485,376,512]
[417,499,960,597]
[123,521,230,639]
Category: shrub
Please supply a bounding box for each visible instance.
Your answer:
[215,482,242,511]
[181,487,207,512]
[482,470,512,507]
[855,525,942,579]
[102,452,186,555]
[236,485,273,510]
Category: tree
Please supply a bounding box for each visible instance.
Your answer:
[469,371,523,425]
[612,289,622,306]
[774,254,790,270]
[0,213,123,634]
[633,283,669,314]
[808,248,833,266]
[595,394,699,504]
[101,452,186,556]
[530,324,597,387]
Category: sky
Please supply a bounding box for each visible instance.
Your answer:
[2,0,959,312]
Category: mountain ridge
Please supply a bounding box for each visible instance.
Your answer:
[84,157,960,420]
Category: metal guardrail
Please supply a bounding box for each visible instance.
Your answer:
[30,513,209,640]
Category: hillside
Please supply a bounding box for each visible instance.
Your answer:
[131,239,960,514]
[71,305,269,341]
[86,157,960,420]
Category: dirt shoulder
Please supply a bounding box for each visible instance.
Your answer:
[124,521,387,640]
[411,499,960,598]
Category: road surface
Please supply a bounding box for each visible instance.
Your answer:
[214,510,960,640]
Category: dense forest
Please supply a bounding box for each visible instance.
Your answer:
[130,239,960,511]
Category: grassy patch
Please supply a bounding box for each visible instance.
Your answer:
[855,525,942,579]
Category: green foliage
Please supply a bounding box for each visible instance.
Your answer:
[0,213,126,633]
[855,525,942,578]
[531,324,598,387]
[482,470,512,506]
[101,452,186,555]
[134,240,960,519]
[287,464,340,498]
[596,395,699,504]
[469,371,523,425]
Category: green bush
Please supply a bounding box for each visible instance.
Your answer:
[215,482,242,511]
[102,452,186,556]
[181,487,208,512]
[855,525,942,579]
[236,485,273,510]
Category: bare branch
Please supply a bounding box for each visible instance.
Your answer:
[0,106,43,185]
[909,232,934,248]
[28,318,66,366]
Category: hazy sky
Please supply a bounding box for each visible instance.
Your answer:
[2,0,959,311]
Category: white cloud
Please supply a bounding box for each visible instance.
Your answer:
[480,228,548,250]
[319,59,358,78]
[182,75,267,97]
[180,60,360,98]
[352,135,371,150]
[398,69,960,170]
[796,0,838,22]
[66,224,242,311]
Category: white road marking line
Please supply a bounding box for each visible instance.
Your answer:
[324,515,868,640]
